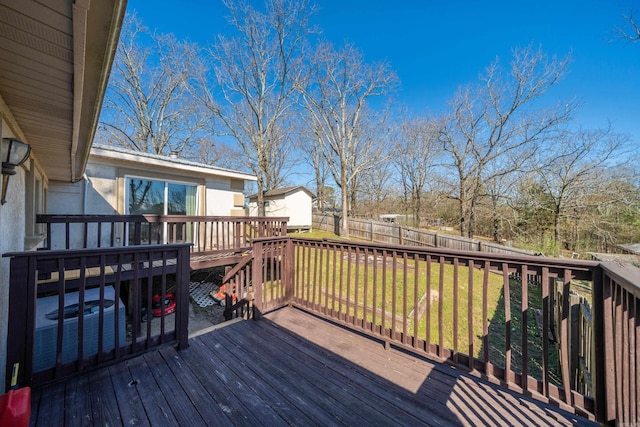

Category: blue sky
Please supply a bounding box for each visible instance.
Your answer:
[128,0,640,147]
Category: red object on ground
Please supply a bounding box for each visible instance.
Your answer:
[0,387,31,427]
[152,292,177,317]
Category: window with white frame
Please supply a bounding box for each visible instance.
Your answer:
[125,177,197,216]
[24,159,47,248]
[124,176,198,244]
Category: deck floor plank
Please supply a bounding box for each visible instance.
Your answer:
[63,374,92,427]
[192,332,323,427]
[251,311,458,426]
[156,345,235,425]
[218,320,430,426]
[30,307,597,427]
[264,307,585,427]
[142,349,208,427]
[185,339,285,425]
[107,357,150,426]
[175,336,268,426]
[212,324,402,426]
[32,380,65,427]
[87,366,122,427]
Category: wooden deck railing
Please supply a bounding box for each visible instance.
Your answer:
[3,244,191,389]
[37,214,289,253]
[249,236,639,425]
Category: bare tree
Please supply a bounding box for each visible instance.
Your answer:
[440,44,574,238]
[194,0,315,215]
[392,116,442,227]
[301,123,331,211]
[299,42,398,237]
[532,127,630,251]
[616,10,640,42]
[357,161,394,219]
[98,13,207,155]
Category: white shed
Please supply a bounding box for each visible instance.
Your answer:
[249,186,315,231]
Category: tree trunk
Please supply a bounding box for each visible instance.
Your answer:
[341,172,349,238]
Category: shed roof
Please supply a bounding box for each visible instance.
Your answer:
[249,185,315,200]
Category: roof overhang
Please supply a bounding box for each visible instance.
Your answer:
[90,146,258,182]
[0,0,127,182]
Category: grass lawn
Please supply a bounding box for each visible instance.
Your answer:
[291,243,563,382]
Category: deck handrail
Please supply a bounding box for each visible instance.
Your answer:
[36,214,289,252]
[249,236,639,424]
[3,243,191,389]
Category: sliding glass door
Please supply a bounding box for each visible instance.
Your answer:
[126,177,198,244]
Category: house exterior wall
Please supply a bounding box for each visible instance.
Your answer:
[46,156,249,249]
[205,177,246,216]
[0,166,26,392]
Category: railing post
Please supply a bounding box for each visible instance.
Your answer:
[252,240,263,319]
[5,254,37,390]
[175,245,191,350]
[592,267,614,423]
[284,238,295,304]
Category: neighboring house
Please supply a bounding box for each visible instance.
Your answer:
[47,145,256,249]
[249,186,315,232]
[0,0,127,390]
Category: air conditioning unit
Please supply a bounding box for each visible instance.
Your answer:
[34,286,126,372]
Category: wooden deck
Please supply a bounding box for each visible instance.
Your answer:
[30,307,596,426]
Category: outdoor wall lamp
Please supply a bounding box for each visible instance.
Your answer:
[1,137,31,205]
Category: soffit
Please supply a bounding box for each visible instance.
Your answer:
[0,0,126,182]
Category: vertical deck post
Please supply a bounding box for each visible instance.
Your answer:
[252,240,263,319]
[284,238,295,305]
[5,254,36,391]
[175,245,191,350]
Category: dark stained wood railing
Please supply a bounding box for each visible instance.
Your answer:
[249,236,639,424]
[37,214,288,252]
[37,215,288,269]
[3,244,191,389]
[595,262,640,425]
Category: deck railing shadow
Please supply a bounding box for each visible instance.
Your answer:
[247,236,639,425]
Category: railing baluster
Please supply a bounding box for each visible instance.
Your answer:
[413,253,419,349]
[468,259,474,369]
[426,255,432,351]
[363,248,369,329]
[502,263,512,382]
[541,266,550,397]
[560,268,573,406]
[483,260,490,376]
[521,265,529,391]
[402,252,408,344]
[331,243,337,317]
[438,257,444,359]
[354,246,360,328]
[391,251,397,340]
[381,250,387,339]
[453,257,459,364]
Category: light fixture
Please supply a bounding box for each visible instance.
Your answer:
[1,138,31,205]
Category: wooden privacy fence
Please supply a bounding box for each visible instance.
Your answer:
[3,244,191,389]
[249,236,639,424]
[312,213,535,256]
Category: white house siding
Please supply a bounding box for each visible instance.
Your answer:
[206,177,234,216]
